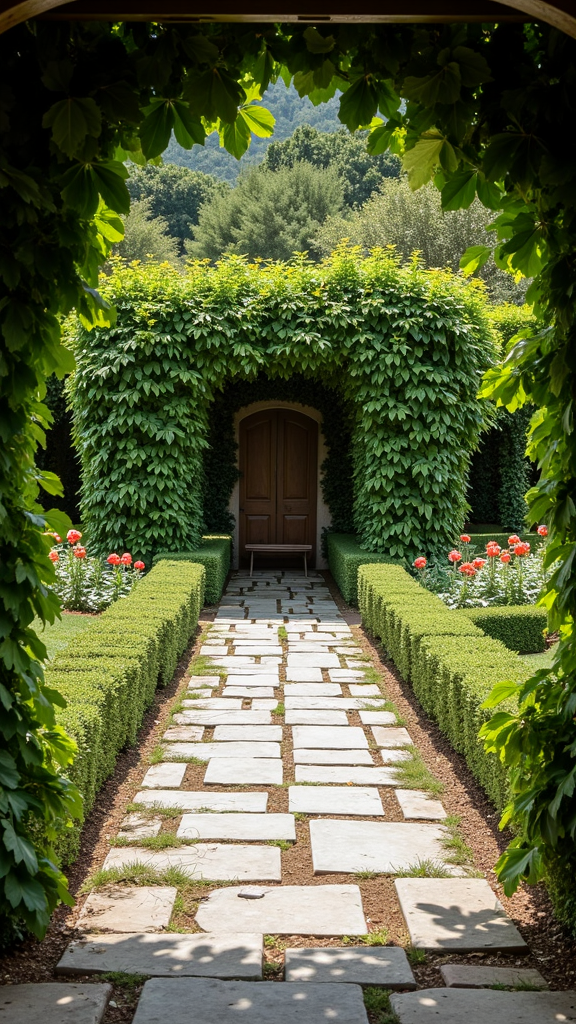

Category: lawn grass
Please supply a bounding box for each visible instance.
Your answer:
[32,612,95,661]
[521,643,558,673]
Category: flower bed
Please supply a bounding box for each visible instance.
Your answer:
[48,529,145,612]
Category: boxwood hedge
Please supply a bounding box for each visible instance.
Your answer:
[462,605,547,654]
[327,533,396,605]
[153,535,231,604]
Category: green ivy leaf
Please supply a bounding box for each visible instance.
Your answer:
[42,97,102,158]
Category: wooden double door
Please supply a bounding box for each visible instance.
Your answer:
[239,409,318,565]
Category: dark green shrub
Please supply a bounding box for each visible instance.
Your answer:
[463,605,547,654]
[153,536,231,604]
[47,560,205,861]
[327,533,396,605]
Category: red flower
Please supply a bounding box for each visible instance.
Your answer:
[486,542,501,557]
[107,553,121,566]
[134,560,145,571]
[514,541,531,556]
[120,552,132,566]
[459,562,476,577]
[537,525,548,537]
[500,552,511,564]
[413,557,427,569]
[460,534,471,544]
[67,529,82,544]
[448,549,462,563]
[472,557,486,569]
[74,546,87,559]
[508,534,521,546]
[48,550,59,563]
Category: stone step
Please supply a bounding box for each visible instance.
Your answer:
[394,878,528,952]
[133,790,268,812]
[390,988,576,1023]
[285,945,416,989]
[161,741,281,761]
[77,886,176,932]
[310,820,453,875]
[177,813,295,841]
[212,725,283,742]
[132,978,368,1024]
[204,757,283,786]
[0,983,111,1024]
[195,884,367,936]
[293,749,374,766]
[295,765,398,786]
[174,711,272,725]
[285,698,382,711]
[292,726,368,749]
[102,843,281,881]
[57,933,263,979]
[395,790,447,821]
[288,786,384,817]
[286,711,349,725]
[440,964,547,988]
[142,763,187,788]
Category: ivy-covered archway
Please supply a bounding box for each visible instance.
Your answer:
[70,251,496,565]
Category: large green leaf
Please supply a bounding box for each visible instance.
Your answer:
[42,97,102,158]
[219,116,251,159]
[402,133,445,189]
[303,26,335,53]
[459,244,491,276]
[239,103,275,138]
[172,101,206,149]
[140,101,175,159]
[90,161,130,215]
[441,168,477,210]
[338,77,379,132]
[403,63,461,107]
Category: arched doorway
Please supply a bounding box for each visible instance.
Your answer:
[238,408,318,568]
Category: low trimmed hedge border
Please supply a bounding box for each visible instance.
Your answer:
[327,533,396,605]
[153,535,231,605]
[358,563,531,811]
[47,560,205,861]
[462,605,547,654]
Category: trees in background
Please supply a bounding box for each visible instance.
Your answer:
[113,199,180,267]
[262,124,399,208]
[187,162,343,262]
[127,164,228,251]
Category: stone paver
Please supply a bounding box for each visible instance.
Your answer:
[76,887,176,932]
[287,654,340,668]
[292,726,368,749]
[142,763,187,788]
[177,813,295,841]
[295,766,398,785]
[174,712,272,725]
[288,787,384,816]
[162,742,281,761]
[394,878,528,951]
[182,698,243,709]
[440,964,547,988]
[329,670,365,682]
[222,687,275,698]
[204,757,283,786]
[348,685,381,696]
[226,675,280,687]
[371,727,412,747]
[132,979,369,1024]
[378,749,411,764]
[293,749,374,765]
[212,725,283,742]
[57,934,263,979]
[310,821,450,874]
[390,989,576,1024]
[285,698,382,710]
[286,711,349,725]
[195,885,367,936]
[103,844,281,881]
[117,813,162,838]
[359,711,397,725]
[0,984,112,1024]
[285,946,415,989]
[163,727,205,742]
[395,790,447,821]
[134,790,268,812]
[286,668,323,682]
[284,684,342,696]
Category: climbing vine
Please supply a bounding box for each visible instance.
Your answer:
[2,16,576,937]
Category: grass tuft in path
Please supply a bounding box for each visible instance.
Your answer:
[394,858,452,878]
[392,747,444,797]
[441,815,475,868]
[364,987,399,1024]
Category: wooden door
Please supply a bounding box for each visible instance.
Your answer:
[239,409,317,564]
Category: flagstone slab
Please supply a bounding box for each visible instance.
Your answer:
[296,766,398,785]
[285,698,382,711]
[395,790,447,821]
[394,878,528,951]
[251,699,280,710]
[359,711,397,725]
[58,933,263,980]
[329,670,365,682]
[285,946,415,989]
[287,654,340,668]
[289,787,384,817]
[349,685,381,696]
[222,687,275,698]
[293,749,374,765]
[117,813,162,839]
[285,684,342,696]
[132,978,369,1024]
[200,646,228,656]
[389,988,575,1024]
[286,711,349,726]
[0,983,112,1024]
[440,964,547,989]
[142,763,187,788]
[103,844,281,881]
[162,742,281,761]
[174,711,272,725]
[163,727,205,742]
[286,668,323,682]
[212,725,283,742]
[76,886,176,933]
[134,790,268,812]
[230,646,283,656]
[195,884,367,936]
[177,813,295,841]
[292,726,368,749]
[204,757,283,786]
[378,749,411,764]
[182,699,243,710]
[310,821,450,875]
[226,674,279,686]
[371,727,412,747]
[188,677,220,687]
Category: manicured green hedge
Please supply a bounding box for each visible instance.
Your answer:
[327,533,396,605]
[358,563,530,810]
[47,560,205,860]
[463,605,547,654]
[153,536,231,604]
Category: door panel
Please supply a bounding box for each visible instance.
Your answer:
[239,408,317,565]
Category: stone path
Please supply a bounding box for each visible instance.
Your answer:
[13,571,573,1022]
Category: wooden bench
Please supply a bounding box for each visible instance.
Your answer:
[245,544,313,577]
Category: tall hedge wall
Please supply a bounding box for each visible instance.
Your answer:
[70,251,496,564]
